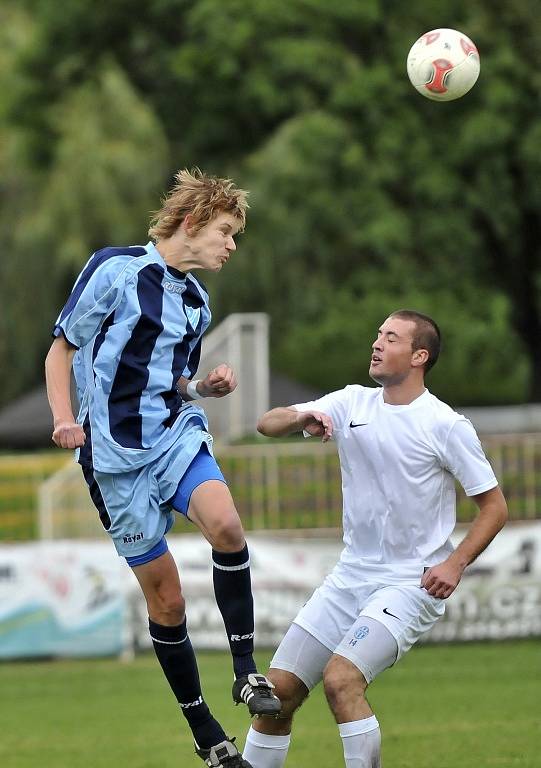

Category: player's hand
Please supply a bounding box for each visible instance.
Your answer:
[200,364,238,398]
[421,559,464,599]
[297,410,334,442]
[52,421,86,449]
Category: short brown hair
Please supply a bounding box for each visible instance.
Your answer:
[148,168,249,241]
[390,309,441,373]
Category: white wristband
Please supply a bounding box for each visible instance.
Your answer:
[186,379,205,400]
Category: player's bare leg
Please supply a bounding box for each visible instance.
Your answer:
[324,655,381,768]
[243,669,308,767]
[132,550,184,626]
[188,481,281,717]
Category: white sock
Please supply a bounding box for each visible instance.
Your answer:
[242,725,291,768]
[338,716,381,768]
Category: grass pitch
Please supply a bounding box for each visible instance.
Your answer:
[1,640,539,767]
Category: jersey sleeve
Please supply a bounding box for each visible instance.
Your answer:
[441,418,498,496]
[53,258,129,349]
[293,388,351,433]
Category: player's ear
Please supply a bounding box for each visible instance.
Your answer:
[181,214,197,235]
[412,348,429,369]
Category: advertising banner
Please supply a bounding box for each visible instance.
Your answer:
[0,523,539,659]
[427,522,541,642]
[0,542,126,658]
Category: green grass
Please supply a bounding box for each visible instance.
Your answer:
[1,641,539,767]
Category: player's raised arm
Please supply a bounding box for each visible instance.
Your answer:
[421,486,508,599]
[45,336,85,449]
[257,407,333,442]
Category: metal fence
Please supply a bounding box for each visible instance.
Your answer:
[0,453,68,540]
[1,434,541,541]
[217,434,541,530]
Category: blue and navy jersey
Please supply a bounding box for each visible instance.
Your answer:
[53,242,212,473]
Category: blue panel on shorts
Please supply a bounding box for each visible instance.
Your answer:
[126,537,168,567]
[170,444,226,516]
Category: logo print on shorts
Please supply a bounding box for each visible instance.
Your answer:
[123,531,144,544]
[349,625,370,646]
[354,625,370,639]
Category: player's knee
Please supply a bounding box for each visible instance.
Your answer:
[208,510,245,551]
[269,669,308,720]
[323,655,367,707]
[148,588,186,625]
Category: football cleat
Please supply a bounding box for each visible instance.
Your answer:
[195,737,253,768]
[232,673,282,717]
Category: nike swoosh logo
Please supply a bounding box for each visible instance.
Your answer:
[382,607,400,620]
[349,421,368,428]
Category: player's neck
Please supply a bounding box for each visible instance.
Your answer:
[154,235,197,273]
[382,379,426,406]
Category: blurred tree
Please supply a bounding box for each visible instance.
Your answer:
[204,0,540,402]
[0,8,169,403]
[275,284,527,405]
[30,61,169,270]
[0,3,46,404]
[2,0,540,406]
[459,0,541,399]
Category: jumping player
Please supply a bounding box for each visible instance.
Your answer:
[45,168,280,768]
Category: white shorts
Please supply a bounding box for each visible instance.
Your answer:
[272,560,445,686]
[271,618,397,689]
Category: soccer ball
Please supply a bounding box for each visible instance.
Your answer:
[406,28,480,101]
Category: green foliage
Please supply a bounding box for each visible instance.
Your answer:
[0,7,169,403]
[32,60,169,269]
[1,0,541,408]
[276,286,529,404]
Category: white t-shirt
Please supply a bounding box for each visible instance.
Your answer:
[294,386,497,577]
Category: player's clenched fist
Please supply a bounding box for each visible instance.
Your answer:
[201,364,238,398]
[52,421,86,449]
[297,410,334,442]
[421,560,463,599]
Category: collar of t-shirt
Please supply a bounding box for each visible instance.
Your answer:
[377,387,429,412]
[146,241,187,280]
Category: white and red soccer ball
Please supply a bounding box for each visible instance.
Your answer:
[407,28,480,101]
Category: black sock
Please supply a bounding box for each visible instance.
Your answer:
[212,543,257,678]
[148,618,226,749]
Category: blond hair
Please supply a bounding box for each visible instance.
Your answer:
[148,168,249,241]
